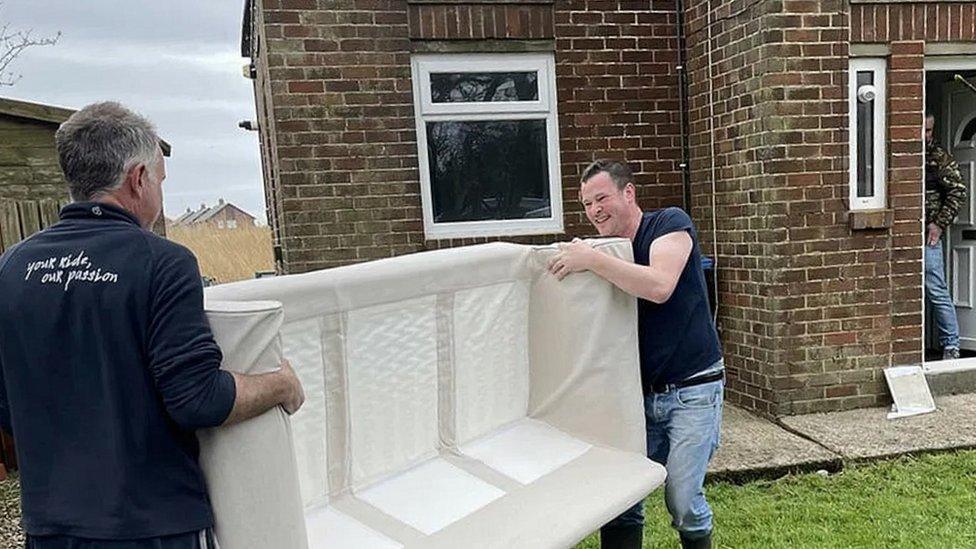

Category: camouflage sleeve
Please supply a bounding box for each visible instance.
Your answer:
[933,151,967,229]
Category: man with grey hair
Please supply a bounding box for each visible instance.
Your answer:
[0,102,305,548]
[548,159,723,549]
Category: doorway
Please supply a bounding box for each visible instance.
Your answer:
[924,59,976,365]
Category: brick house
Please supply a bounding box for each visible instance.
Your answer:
[172,198,258,229]
[240,0,976,416]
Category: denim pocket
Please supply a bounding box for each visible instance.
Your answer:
[675,382,720,409]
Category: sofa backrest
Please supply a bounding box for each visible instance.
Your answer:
[200,239,653,548]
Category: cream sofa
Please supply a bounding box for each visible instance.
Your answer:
[199,239,666,549]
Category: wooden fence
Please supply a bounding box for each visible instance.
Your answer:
[0,197,68,476]
[0,198,67,253]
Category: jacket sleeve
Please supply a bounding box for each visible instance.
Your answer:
[934,150,967,229]
[0,247,15,435]
[0,356,10,435]
[147,245,236,430]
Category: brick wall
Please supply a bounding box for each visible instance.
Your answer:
[851,2,976,42]
[250,2,287,267]
[683,0,939,415]
[208,205,258,228]
[761,0,893,416]
[684,0,916,416]
[250,0,684,271]
[555,0,685,233]
[407,2,554,40]
[847,0,952,384]
[253,0,420,273]
[684,0,787,416]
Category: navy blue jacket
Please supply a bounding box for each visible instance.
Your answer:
[0,202,236,539]
[632,208,723,392]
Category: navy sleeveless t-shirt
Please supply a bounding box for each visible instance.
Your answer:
[632,207,723,394]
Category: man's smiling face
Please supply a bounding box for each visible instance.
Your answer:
[580,171,635,237]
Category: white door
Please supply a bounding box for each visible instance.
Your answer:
[945,82,976,350]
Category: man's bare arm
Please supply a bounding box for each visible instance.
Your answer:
[223,359,305,426]
[548,232,693,303]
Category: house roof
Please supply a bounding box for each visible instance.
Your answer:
[174,200,257,227]
[0,96,173,157]
[197,201,256,223]
[241,0,253,57]
[182,206,215,225]
[172,208,198,225]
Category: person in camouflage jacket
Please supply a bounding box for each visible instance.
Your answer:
[924,114,966,359]
[926,142,966,239]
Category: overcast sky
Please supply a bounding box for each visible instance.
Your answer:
[2,1,267,222]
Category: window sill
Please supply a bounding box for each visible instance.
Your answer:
[408,0,552,3]
[849,209,893,230]
[425,221,564,240]
[851,0,969,3]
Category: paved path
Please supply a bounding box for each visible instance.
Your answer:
[709,393,976,481]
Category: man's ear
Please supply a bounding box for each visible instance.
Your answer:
[123,162,146,198]
[624,182,636,201]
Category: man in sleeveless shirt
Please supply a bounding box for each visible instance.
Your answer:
[548,159,724,549]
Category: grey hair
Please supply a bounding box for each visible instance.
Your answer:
[55,101,161,201]
[580,159,635,190]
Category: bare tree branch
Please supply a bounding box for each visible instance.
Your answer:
[0,2,60,86]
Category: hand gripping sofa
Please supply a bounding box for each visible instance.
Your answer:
[198,239,666,549]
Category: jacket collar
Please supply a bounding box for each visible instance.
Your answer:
[59,201,142,227]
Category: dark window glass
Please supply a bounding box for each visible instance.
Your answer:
[430,72,538,103]
[960,116,976,145]
[856,71,875,198]
[425,119,551,223]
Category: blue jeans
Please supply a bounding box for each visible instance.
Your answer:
[606,374,724,539]
[925,241,960,350]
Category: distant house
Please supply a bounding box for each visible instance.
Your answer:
[172,198,256,230]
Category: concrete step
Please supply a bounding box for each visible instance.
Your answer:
[708,406,840,484]
[924,359,976,395]
[780,393,976,461]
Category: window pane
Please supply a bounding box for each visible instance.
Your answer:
[960,116,976,145]
[856,71,874,198]
[425,119,551,223]
[430,72,538,103]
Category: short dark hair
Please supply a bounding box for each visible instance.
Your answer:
[580,159,634,190]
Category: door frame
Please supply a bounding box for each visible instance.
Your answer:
[923,55,976,369]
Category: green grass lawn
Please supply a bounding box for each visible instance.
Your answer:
[575,451,976,549]
[1,452,975,548]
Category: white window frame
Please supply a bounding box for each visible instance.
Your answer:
[411,53,563,239]
[848,57,887,211]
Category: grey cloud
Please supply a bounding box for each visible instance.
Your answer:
[3,0,267,223]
